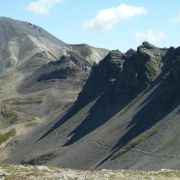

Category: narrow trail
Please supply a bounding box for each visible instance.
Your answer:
[51,128,180,159]
[6,109,40,120]
[129,148,180,159]
[86,140,111,149]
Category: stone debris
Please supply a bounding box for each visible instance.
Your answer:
[0,165,179,180]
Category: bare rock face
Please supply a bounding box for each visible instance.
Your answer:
[111,42,168,104]
[125,48,136,58]
[74,50,126,108]
[75,43,168,108]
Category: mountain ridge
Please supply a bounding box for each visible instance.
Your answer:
[0,17,180,171]
[3,41,180,171]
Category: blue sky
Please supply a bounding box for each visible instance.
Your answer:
[0,0,180,52]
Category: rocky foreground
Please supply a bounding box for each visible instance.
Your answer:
[0,165,179,180]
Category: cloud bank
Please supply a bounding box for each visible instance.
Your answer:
[25,0,63,16]
[134,30,166,43]
[83,4,147,31]
[172,12,180,24]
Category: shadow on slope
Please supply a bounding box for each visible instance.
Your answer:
[113,47,180,150]
[37,50,125,142]
[41,81,146,147]
[114,83,179,150]
[63,94,124,146]
[37,93,124,143]
[96,82,180,168]
[96,50,180,167]
[37,47,174,145]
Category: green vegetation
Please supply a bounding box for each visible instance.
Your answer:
[9,98,43,105]
[119,93,144,116]
[0,128,16,145]
[78,45,92,57]
[24,122,38,127]
[62,101,74,110]
[22,153,57,165]
[67,50,87,62]
[48,51,58,60]
[1,107,19,121]
[5,59,14,68]
[112,129,158,160]
[1,108,36,125]
[176,56,180,62]
[145,61,157,82]
[5,96,44,106]
[142,41,153,49]
[0,74,13,87]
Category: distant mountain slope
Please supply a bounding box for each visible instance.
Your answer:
[0,17,109,76]
[0,17,108,158]
[69,44,110,65]
[5,42,180,171]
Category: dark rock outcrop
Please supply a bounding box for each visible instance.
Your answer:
[37,54,91,82]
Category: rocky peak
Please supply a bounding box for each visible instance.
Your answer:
[74,50,126,107]
[140,41,156,49]
[37,53,91,82]
[131,42,168,83]
[166,47,180,97]
[95,43,169,104]
[98,50,126,73]
[105,50,124,60]
[125,48,136,58]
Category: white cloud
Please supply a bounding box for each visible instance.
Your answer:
[134,30,166,43]
[25,0,63,16]
[83,4,147,31]
[172,12,180,24]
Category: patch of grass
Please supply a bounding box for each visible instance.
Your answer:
[1,107,35,125]
[22,153,57,165]
[0,128,16,145]
[145,61,157,82]
[47,51,58,60]
[2,109,19,119]
[11,99,43,105]
[77,45,92,57]
[176,56,180,62]
[24,122,38,127]
[119,93,143,116]
[67,50,87,62]
[112,129,158,160]
[5,97,43,106]
[62,101,74,110]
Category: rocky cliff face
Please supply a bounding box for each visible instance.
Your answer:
[74,50,125,109]
[75,42,168,108]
